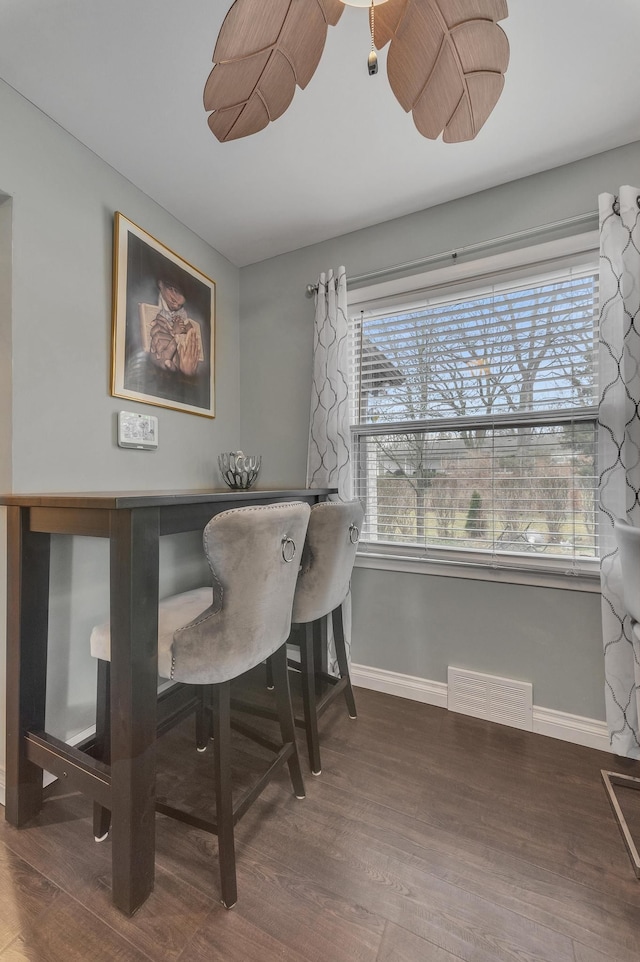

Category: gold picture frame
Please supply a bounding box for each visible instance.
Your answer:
[111,212,215,418]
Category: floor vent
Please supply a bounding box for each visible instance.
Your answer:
[447,667,533,732]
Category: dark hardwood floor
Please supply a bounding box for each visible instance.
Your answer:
[2,677,640,961]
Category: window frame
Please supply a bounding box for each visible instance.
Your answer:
[348,232,601,592]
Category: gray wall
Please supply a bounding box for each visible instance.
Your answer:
[0,80,241,743]
[0,194,11,493]
[1,82,240,495]
[239,140,640,722]
[350,568,604,722]
[0,194,10,776]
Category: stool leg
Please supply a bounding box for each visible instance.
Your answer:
[196,685,211,752]
[212,682,237,909]
[265,657,274,690]
[270,644,306,797]
[93,659,112,841]
[332,604,357,719]
[299,624,322,776]
[314,617,325,678]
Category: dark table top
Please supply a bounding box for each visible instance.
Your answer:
[0,487,336,510]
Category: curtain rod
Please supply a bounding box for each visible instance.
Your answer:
[304,210,598,297]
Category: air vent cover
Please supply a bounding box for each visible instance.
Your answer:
[447,667,533,732]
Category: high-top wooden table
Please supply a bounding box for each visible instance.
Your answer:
[1,487,334,915]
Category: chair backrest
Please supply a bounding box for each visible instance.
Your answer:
[614,518,640,625]
[171,501,310,685]
[292,499,364,624]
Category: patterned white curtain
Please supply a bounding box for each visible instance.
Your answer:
[307,266,351,499]
[599,186,640,758]
[306,266,352,672]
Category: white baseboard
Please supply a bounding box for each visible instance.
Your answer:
[532,705,610,752]
[351,663,449,709]
[351,662,610,753]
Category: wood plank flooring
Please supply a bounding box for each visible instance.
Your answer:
[2,679,640,961]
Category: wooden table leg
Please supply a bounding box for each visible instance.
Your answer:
[109,507,159,915]
[4,506,51,827]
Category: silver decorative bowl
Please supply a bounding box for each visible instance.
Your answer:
[218,451,261,490]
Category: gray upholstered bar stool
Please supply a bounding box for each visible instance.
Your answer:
[281,498,364,775]
[602,518,640,878]
[90,501,310,908]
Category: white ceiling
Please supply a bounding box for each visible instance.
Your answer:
[1,0,639,267]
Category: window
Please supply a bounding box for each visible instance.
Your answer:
[348,237,600,587]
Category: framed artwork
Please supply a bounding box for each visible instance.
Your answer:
[111,212,215,417]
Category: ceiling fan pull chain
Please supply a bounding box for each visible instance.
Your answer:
[368,1,378,75]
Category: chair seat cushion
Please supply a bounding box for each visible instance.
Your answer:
[90,587,213,680]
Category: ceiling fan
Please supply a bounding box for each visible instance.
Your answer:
[203,0,509,144]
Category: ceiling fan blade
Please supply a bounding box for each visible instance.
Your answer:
[204,0,344,142]
[373,0,408,48]
[379,0,509,142]
[318,0,347,26]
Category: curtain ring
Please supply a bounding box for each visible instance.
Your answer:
[281,536,296,563]
[349,523,360,545]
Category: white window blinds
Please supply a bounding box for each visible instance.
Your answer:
[349,257,599,569]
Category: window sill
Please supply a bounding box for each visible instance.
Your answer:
[354,549,601,593]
